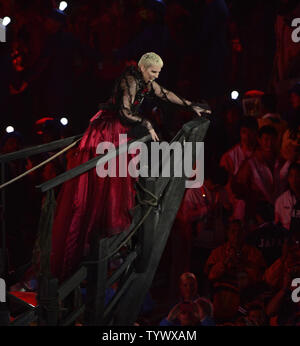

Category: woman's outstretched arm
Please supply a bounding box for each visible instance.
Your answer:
[151,81,211,117]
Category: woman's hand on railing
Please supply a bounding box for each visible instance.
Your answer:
[149,128,159,142]
[192,105,212,117]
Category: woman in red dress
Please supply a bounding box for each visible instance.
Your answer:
[50,52,210,281]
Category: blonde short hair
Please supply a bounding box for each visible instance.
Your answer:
[138,52,163,69]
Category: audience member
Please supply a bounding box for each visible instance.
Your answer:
[220,116,258,220]
[281,83,300,162]
[247,201,287,266]
[211,283,241,324]
[205,219,266,288]
[233,126,290,217]
[159,301,200,326]
[178,272,200,302]
[265,233,300,325]
[194,165,231,250]
[264,230,300,291]
[258,93,287,148]
[275,162,300,231]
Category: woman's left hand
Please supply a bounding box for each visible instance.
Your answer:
[149,128,159,142]
[192,105,212,117]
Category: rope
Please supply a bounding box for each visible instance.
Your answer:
[83,180,160,264]
[135,180,159,206]
[0,136,82,190]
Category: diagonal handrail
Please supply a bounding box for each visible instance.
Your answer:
[0,134,83,163]
[36,119,197,194]
[36,134,151,192]
[0,137,83,191]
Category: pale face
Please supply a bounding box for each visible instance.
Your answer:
[227,222,244,249]
[258,133,277,154]
[140,64,162,83]
[240,127,257,148]
[179,277,198,300]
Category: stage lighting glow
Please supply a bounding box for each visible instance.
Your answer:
[231,90,239,100]
[6,126,14,133]
[60,117,68,126]
[2,17,11,26]
[59,1,68,11]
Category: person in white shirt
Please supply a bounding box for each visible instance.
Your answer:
[233,126,291,218]
[220,116,258,220]
[220,116,258,176]
[275,162,300,230]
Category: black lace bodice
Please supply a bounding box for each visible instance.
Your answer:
[104,65,210,131]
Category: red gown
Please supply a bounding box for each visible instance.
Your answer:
[50,65,201,281]
[50,111,137,281]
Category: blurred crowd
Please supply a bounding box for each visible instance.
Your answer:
[0,0,298,138]
[1,0,300,326]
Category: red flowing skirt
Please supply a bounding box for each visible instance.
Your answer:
[50,108,137,281]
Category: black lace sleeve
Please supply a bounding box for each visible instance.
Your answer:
[119,75,153,131]
[152,81,193,107]
[151,81,211,114]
